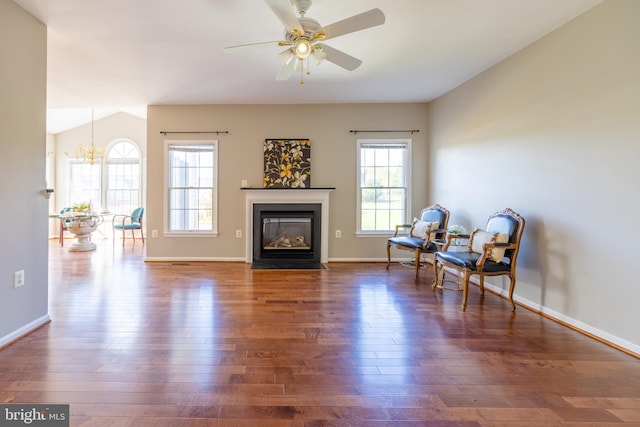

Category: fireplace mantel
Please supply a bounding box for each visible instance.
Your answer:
[244,188,334,263]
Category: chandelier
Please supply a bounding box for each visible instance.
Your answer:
[75,109,105,165]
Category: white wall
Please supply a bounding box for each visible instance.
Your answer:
[429,0,640,352]
[0,0,49,343]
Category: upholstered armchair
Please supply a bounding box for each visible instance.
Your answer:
[432,208,525,311]
[386,204,450,280]
[112,207,145,245]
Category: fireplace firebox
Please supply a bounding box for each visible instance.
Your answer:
[252,203,322,269]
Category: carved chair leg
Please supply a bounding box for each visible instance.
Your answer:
[479,276,485,295]
[431,257,439,290]
[432,258,445,290]
[386,243,392,269]
[508,275,517,312]
[461,271,471,311]
[414,249,420,281]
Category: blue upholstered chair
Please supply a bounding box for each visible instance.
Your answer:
[112,207,145,245]
[432,208,525,312]
[386,204,450,281]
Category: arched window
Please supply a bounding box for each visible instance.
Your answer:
[105,139,141,215]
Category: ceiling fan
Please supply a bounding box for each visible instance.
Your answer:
[224,0,385,84]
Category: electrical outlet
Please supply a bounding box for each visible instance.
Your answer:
[236,230,242,238]
[152,229,158,238]
[335,230,342,238]
[14,270,25,288]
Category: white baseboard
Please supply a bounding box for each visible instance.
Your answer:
[480,281,640,357]
[330,258,639,356]
[144,257,246,262]
[328,257,421,263]
[0,315,51,349]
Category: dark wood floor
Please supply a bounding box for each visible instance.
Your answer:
[0,239,639,426]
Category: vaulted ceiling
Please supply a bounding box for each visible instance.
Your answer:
[13,0,603,132]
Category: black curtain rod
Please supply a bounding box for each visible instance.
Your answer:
[349,129,420,135]
[160,131,229,135]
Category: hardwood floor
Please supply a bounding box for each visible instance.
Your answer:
[1,239,639,426]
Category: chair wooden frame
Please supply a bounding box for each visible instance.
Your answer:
[386,204,450,281]
[432,208,525,311]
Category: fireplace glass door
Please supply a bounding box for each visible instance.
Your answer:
[262,217,312,251]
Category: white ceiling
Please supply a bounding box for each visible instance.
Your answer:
[13,0,603,133]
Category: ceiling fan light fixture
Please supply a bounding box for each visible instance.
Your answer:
[295,39,312,59]
[311,47,326,66]
[279,48,295,65]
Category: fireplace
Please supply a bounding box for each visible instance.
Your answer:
[252,203,321,268]
[243,188,334,268]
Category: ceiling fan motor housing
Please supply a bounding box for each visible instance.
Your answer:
[286,16,321,42]
[292,0,312,17]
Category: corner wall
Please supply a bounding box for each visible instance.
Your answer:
[429,0,640,352]
[0,0,49,343]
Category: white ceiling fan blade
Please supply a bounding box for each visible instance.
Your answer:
[317,44,362,71]
[265,0,303,34]
[319,8,385,41]
[224,41,282,53]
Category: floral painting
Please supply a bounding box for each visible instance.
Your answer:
[263,139,311,188]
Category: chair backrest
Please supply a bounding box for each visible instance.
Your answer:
[486,208,525,263]
[131,207,144,224]
[59,207,73,224]
[419,204,450,240]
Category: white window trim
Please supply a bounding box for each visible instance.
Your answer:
[164,139,219,237]
[106,138,141,160]
[356,138,412,236]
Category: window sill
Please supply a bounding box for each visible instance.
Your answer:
[164,232,219,238]
[356,231,392,238]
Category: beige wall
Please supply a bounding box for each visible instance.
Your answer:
[146,103,429,260]
[0,0,48,343]
[429,0,640,351]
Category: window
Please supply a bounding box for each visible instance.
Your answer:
[67,139,142,214]
[105,139,141,215]
[357,139,411,234]
[166,141,218,235]
[68,161,101,208]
